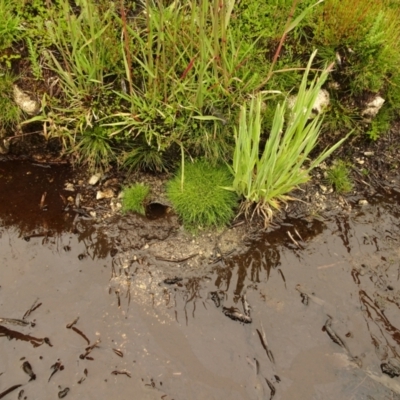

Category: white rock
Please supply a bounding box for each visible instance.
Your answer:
[13,85,41,115]
[362,96,385,119]
[0,138,10,154]
[96,189,114,200]
[364,151,374,156]
[358,199,368,206]
[88,173,102,185]
[288,89,330,118]
[89,211,97,218]
[312,89,330,115]
[355,158,365,165]
[319,184,328,193]
[64,182,75,191]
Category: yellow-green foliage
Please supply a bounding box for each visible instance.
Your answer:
[326,161,353,193]
[313,0,382,46]
[122,183,150,215]
[0,72,21,131]
[167,160,238,230]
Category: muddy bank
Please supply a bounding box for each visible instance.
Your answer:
[1,160,400,399]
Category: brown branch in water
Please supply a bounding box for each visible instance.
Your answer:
[72,326,90,345]
[156,253,199,263]
[23,298,42,320]
[0,384,22,399]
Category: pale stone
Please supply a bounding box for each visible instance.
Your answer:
[355,158,365,165]
[64,182,75,191]
[288,89,330,118]
[96,189,114,200]
[13,85,41,115]
[358,199,368,206]
[312,89,330,115]
[362,96,385,119]
[0,138,10,154]
[88,173,101,185]
[319,184,328,193]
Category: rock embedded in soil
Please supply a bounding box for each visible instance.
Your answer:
[88,173,102,185]
[96,189,114,200]
[362,96,385,120]
[13,85,41,115]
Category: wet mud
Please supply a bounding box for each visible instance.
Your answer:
[1,160,400,399]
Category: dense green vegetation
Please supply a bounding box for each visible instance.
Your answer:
[167,160,238,229]
[326,160,353,193]
[1,0,400,226]
[122,183,150,215]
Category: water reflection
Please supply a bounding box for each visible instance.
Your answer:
[0,160,73,233]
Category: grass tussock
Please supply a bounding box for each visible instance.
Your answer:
[167,160,238,230]
[326,161,353,193]
[122,183,150,215]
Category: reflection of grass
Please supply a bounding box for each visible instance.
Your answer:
[326,161,353,193]
[122,183,150,215]
[167,160,238,230]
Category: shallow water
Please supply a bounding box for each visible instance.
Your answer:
[1,160,400,399]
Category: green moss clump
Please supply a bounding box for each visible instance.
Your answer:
[326,161,353,193]
[166,160,238,230]
[122,183,150,215]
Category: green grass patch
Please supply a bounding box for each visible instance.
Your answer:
[166,160,238,230]
[122,183,150,215]
[0,72,21,132]
[226,51,349,224]
[326,161,353,193]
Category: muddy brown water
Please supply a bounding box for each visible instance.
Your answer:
[1,160,400,399]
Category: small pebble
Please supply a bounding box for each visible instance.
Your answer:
[96,189,114,200]
[64,182,75,192]
[88,173,102,185]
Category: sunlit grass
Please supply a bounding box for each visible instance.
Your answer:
[225,51,349,224]
[167,160,238,230]
[122,183,150,215]
[326,160,353,193]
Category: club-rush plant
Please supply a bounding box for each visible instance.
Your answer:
[225,50,349,224]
